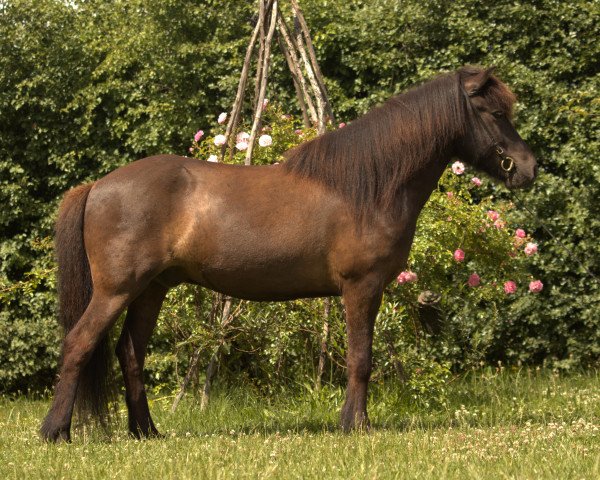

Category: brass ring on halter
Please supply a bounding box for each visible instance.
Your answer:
[501,156,515,172]
[495,146,504,155]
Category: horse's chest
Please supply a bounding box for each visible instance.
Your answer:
[332,226,415,281]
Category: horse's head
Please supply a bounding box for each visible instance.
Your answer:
[456,67,537,189]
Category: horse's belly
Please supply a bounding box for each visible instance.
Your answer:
[182,250,340,301]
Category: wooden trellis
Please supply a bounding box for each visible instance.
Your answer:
[171,0,335,412]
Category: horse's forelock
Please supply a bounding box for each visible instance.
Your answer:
[483,77,517,118]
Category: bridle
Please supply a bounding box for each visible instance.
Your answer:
[461,86,515,173]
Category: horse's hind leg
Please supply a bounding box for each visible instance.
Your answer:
[41,291,130,442]
[116,281,168,438]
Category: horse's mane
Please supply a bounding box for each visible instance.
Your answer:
[283,66,516,219]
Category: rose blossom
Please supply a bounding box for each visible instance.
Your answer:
[188,147,194,153]
[494,219,506,229]
[524,242,538,256]
[451,161,465,175]
[515,228,526,238]
[338,122,346,128]
[503,281,517,294]
[487,210,500,221]
[235,141,249,151]
[258,134,273,147]
[453,248,465,262]
[467,273,481,287]
[213,134,226,146]
[529,280,544,293]
[471,177,482,187]
[207,155,218,163]
[447,192,454,198]
[294,129,303,135]
[397,271,418,284]
[218,112,227,124]
[194,130,204,142]
[236,131,250,143]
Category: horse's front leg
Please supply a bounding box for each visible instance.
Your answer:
[340,279,383,432]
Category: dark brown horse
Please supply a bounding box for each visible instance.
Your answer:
[41,66,536,442]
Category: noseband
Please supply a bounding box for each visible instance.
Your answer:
[462,86,515,173]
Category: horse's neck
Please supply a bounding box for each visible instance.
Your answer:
[391,152,450,223]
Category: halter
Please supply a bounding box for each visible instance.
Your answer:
[462,87,515,173]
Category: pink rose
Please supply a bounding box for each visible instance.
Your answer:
[503,281,517,294]
[515,228,526,238]
[207,155,218,163]
[213,134,227,146]
[451,161,465,175]
[235,141,249,151]
[524,242,538,256]
[453,248,465,262]
[529,280,544,293]
[494,219,506,229]
[188,147,194,153]
[471,177,482,187]
[295,129,303,135]
[487,210,500,221]
[236,131,250,143]
[467,273,480,287]
[218,112,227,124]
[194,130,204,142]
[447,192,454,198]
[338,122,346,128]
[397,271,418,284]
[258,134,273,147]
[262,98,269,110]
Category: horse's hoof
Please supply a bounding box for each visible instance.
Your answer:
[40,424,71,443]
[129,425,163,440]
[340,411,370,433]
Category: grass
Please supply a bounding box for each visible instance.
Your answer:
[1,369,599,479]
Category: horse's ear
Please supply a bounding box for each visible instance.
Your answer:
[464,67,495,96]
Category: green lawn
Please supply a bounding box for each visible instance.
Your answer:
[1,369,599,479]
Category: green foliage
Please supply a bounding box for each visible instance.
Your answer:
[0,0,598,393]
[0,238,59,391]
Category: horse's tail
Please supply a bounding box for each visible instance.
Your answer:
[55,182,115,425]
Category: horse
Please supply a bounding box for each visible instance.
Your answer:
[40,66,537,442]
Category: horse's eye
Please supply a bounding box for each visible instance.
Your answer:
[492,111,504,118]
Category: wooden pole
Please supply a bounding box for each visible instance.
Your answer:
[253,0,267,113]
[292,16,325,133]
[290,0,335,123]
[200,298,233,410]
[276,14,318,127]
[315,298,331,389]
[245,0,279,165]
[171,289,212,413]
[277,34,310,127]
[221,19,261,161]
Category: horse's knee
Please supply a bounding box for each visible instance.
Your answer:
[347,354,372,382]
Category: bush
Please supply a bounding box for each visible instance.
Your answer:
[1,0,598,393]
